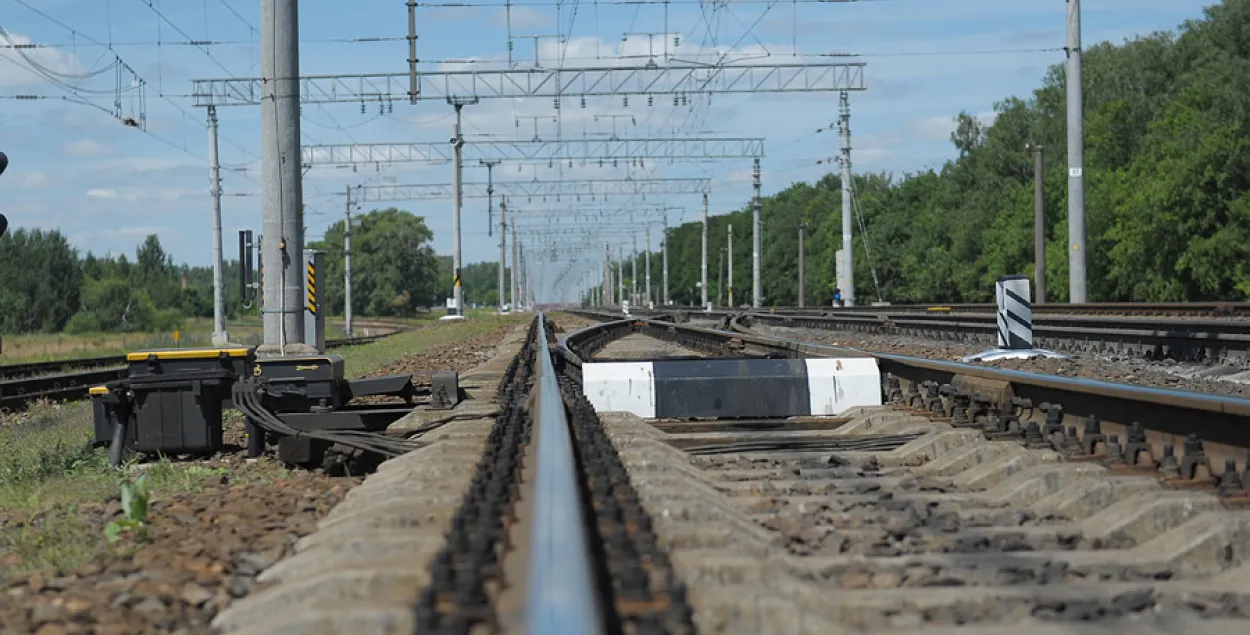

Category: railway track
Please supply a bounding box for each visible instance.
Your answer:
[624,305,1250,366]
[0,327,406,413]
[204,311,1250,633]
[650,301,1250,318]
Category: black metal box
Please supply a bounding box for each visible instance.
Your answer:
[123,347,254,455]
[254,354,346,412]
[130,375,228,454]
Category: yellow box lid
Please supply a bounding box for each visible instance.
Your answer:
[127,347,254,362]
[88,386,109,395]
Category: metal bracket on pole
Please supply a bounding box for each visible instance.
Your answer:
[304,250,326,353]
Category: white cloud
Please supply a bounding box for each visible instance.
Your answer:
[101,226,171,239]
[494,6,551,30]
[11,171,50,189]
[0,31,84,89]
[87,188,119,199]
[63,139,113,157]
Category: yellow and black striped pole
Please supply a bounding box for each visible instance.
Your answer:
[303,250,326,352]
[306,261,316,316]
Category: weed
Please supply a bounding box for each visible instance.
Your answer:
[103,476,151,543]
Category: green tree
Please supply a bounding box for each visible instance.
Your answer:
[309,208,441,316]
[0,228,83,332]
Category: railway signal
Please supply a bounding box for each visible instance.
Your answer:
[0,150,8,238]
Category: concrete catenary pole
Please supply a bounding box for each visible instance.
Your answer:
[207,106,227,345]
[344,186,354,337]
[798,222,807,308]
[751,158,762,308]
[839,91,856,307]
[662,214,670,306]
[498,197,508,309]
[518,241,526,308]
[260,0,307,355]
[406,0,419,104]
[631,232,638,305]
[1030,144,1046,304]
[717,248,724,307]
[645,224,652,305]
[1066,0,1087,303]
[700,192,708,309]
[728,223,735,307]
[604,242,612,308]
[511,224,519,308]
[451,103,466,315]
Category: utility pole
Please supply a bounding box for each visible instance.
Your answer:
[604,242,612,308]
[798,222,807,308]
[662,213,670,306]
[751,158,762,308]
[631,232,638,305]
[645,224,652,306]
[450,98,478,317]
[481,159,500,237]
[207,105,227,345]
[839,91,856,307]
[498,196,507,309]
[259,0,307,355]
[1067,0,1087,303]
[617,250,624,306]
[728,224,735,307]
[518,241,526,308]
[511,224,519,309]
[717,248,725,307]
[1029,144,1046,304]
[701,192,708,309]
[406,0,419,104]
[344,186,354,337]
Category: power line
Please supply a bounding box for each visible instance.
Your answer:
[8,0,262,165]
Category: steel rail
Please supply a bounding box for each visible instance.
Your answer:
[561,309,1250,459]
[740,312,1250,363]
[525,313,607,635]
[629,301,1250,317]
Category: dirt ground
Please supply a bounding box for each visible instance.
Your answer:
[0,317,526,635]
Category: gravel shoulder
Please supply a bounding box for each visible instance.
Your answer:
[754,325,1250,398]
[0,315,527,635]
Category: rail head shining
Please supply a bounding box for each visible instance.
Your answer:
[525,313,607,635]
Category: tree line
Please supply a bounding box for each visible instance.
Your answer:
[0,208,471,334]
[619,0,1250,306]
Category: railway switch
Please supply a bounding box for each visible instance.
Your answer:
[92,345,422,469]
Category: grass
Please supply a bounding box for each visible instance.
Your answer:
[0,311,528,579]
[0,309,504,365]
[0,402,282,579]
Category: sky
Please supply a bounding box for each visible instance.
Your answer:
[0,0,1219,302]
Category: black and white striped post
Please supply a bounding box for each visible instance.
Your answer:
[996,274,1033,349]
[963,274,1064,362]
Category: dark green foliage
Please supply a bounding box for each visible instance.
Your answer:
[0,228,82,332]
[309,207,443,317]
[0,230,246,334]
[606,1,1250,305]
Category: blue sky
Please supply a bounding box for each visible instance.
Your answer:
[0,0,1217,301]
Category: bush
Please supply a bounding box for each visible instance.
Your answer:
[63,312,102,335]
